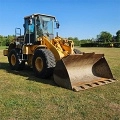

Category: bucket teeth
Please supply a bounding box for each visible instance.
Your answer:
[72,79,116,91]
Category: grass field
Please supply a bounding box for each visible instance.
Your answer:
[0,47,120,120]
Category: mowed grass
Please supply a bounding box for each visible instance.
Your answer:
[0,47,120,120]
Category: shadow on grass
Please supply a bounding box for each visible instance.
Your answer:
[0,62,57,87]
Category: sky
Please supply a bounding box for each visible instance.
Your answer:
[0,0,120,39]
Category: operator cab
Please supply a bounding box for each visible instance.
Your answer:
[23,13,59,45]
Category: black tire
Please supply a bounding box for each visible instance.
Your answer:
[32,49,56,78]
[73,49,81,54]
[8,49,25,70]
[8,42,16,53]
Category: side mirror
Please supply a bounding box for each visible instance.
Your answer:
[56,22,60,28]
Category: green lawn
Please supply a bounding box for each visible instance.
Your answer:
[0,46,7,50]
[0,47,120,120]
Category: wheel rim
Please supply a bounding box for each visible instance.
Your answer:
[35,57,43,72]
[11,54,16,66]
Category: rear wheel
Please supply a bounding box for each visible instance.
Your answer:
[8,49,25,70]
[32,49,56,78]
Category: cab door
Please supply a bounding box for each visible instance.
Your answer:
[24,17,35,44]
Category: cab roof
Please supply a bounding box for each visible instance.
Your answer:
[24,13,56,19]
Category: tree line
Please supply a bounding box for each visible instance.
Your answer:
[0,35,14,46]
[96,30,120,43]
[0,30,120,47]
[68,30,120,47]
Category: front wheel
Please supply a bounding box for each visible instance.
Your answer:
[32,49,56,78]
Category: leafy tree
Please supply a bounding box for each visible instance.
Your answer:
[0,35,4,46]
[116,30,120,42]
[68,37,74,40]
[68,37,80,46]
[74,37,79,41]
[0,35,14,46]
[98,31,112,43]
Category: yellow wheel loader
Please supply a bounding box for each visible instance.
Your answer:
[3,13,115,91]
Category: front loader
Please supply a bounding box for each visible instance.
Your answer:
[3,13,115,91]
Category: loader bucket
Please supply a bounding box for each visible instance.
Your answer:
[53,53,115,91]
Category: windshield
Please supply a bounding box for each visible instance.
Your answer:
[36,15,54,38]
